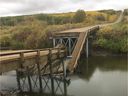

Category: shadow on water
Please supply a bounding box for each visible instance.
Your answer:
[0,71,70,96]
[0,73,69,96]
[78,56,127,81]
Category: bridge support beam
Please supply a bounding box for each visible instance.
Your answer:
[52,37,77,56]
[86,38,88,58]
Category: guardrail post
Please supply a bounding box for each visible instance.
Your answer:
[36,50,43,92]
[20,52,24,68]
[48,49,55,96]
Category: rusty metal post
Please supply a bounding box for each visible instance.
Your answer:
[36,50,43,92]
[48,49,55,96]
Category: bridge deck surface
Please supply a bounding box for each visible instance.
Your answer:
[58,26,96,33]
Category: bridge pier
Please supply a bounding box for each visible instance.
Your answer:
[86,38,88,58]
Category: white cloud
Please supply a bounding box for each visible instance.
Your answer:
[0,0,127,17]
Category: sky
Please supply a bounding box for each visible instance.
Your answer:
[0,0,127,17]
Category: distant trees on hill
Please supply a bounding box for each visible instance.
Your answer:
[36,9,86,24]
[0,9,86,26]
[72,10,86,23]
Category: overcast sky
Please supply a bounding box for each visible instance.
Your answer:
[0,0,127,17]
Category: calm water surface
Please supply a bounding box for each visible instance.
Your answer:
[68,56,128,96]
[0,56,127,96]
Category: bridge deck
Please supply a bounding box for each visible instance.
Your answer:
[58,26,97,33]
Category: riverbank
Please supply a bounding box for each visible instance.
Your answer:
[90,47,127,56]
[92,13,128,54]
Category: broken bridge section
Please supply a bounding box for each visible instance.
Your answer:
[53,26,99,72]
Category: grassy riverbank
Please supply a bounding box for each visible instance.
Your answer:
[93,10,128,53]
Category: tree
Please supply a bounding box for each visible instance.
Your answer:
[96,14,105,21]
[123,9,128,15]
[73,10,86,23]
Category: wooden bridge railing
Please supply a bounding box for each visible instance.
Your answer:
[0,46,67,73]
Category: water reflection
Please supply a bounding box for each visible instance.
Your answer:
[78,56,127,80]
[0,56,127,96]
[0,72,69,96]
[68,56,127,96]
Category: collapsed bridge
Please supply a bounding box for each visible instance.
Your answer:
[0,25,99,96]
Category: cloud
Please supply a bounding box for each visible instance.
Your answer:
[0,0,127,17]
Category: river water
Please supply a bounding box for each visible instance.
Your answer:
[0,56,127,96]
[68,56,128,96]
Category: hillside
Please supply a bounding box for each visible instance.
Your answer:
[0,9,120,50]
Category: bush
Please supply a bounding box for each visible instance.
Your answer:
[0,34,11,47]
[95,14,106,21]
[95,15,128,53]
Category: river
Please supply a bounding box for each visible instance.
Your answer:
[0,56,127,96]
